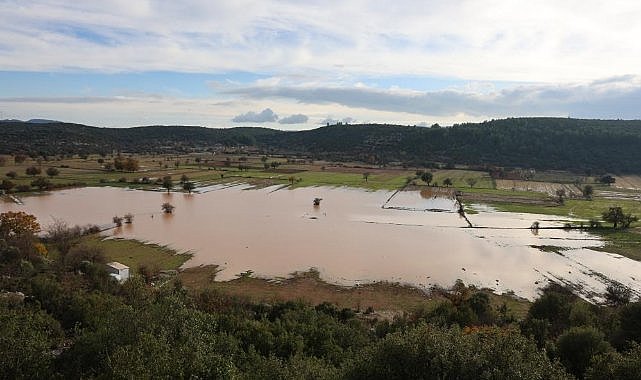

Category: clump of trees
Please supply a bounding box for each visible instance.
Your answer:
[602,207,638,229]
[31,177,52,191]
[46,167,59,177]
[599,175,616,186]
[113,156,139,172]
[25,166,41,176]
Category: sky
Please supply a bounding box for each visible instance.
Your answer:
[1,0,641,129]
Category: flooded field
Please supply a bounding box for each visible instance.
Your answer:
[3,185,641,301]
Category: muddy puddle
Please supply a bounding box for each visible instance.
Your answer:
[2,186,640,302]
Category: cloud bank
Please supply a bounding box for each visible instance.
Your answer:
[224,76,641,119]
[232,108,278,123]
[278,114,308,124]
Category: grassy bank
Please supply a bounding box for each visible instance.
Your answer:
[83,235,192,271]
[592,228,641,262]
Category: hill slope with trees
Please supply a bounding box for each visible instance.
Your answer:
[3,117,641,172]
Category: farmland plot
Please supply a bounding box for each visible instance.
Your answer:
[495,179,581,197]
[613,175,641,190]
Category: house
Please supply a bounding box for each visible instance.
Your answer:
[106,262,130,282]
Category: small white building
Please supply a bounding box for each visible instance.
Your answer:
[106,262,130,282]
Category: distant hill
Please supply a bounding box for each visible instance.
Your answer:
[2,117,641,173]
[1,118,63,123]
[0,121,282,156]
[26,118,63,124]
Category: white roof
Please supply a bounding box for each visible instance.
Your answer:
[106,262,129,270]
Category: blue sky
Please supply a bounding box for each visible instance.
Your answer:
[1,1,641,129]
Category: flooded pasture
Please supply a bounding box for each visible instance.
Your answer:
[3,185,641,301]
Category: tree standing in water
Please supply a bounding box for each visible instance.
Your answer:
[161,202,175,214]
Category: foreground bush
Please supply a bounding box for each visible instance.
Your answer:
[344,325,571,380]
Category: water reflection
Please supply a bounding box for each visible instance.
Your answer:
[2,186,640,301]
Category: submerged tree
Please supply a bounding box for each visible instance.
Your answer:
[123,213,134,224]
[112,216,123,227]
[161,202,175,214]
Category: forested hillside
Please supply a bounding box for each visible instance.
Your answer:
[3,117,641,172]
[0,121,280,155]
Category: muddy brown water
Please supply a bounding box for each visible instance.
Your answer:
[3,185,641,302]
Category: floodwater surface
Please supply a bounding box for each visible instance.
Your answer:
[3,186,641,301]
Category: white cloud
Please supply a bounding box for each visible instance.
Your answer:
[231,108,278,123]
[1,1,641,82]
[278,113,308,124]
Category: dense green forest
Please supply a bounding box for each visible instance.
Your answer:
[3,117,641,172]
[2,212,641,379]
